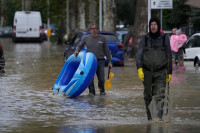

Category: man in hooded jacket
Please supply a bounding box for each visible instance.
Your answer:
[136,18,172,120]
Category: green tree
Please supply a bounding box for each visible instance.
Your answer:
[130,0,147,58]
[116,0,136,27]
[2,0,21,26]
[103,0,116,32]
[189,7,200,34]
[163,0,190,29]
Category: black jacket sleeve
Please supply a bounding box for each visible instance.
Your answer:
[136,35,145,69]
[165,34,172,74]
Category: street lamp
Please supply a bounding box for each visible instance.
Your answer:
[66,0,69,34]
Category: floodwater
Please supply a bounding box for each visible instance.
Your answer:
[0,38,200,133]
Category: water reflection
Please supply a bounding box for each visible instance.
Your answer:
[171,71,187,85]
[0,69,5,74]
[59,125,97,133]
[146,123,171,133]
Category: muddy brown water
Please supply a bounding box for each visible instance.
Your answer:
[0,38,200,133]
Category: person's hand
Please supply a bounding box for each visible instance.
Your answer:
[74,51,79,57]
[138,68,144,81]
[108,62,113,68]
[166,74,172,83]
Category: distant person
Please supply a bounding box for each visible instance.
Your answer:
[136,17,172,121]
[172,28,177,35]
[74,24,113,96]
[170,28,177,41]
[170,28,187,71]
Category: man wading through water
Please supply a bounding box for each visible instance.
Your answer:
[74,24,113,96]
[136,18,172,121]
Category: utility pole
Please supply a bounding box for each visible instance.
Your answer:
[22,0,24,11]
[47,0,50,41]
[148,0,151,32]
[99,0,102,31]
[160,9,162,30]
[66,0,69,34]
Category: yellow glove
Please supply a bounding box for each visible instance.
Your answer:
[138,68,144,81]
[166,74,172,83]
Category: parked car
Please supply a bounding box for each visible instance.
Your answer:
[0,43,5,70]
[184,33,200,66]
[64,31,124,66]
[116,30,128,44]
[0,26,13,38]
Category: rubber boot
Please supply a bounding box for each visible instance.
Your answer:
[100,90,106,95]
[99,86,106,95]
[179,66,186,72]
[173,64,177,70]
[157,102,164,120]
[145,101,152,120]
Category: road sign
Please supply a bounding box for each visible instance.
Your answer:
[151,0,173,9]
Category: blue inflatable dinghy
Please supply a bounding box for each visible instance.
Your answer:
[53,50,97,98]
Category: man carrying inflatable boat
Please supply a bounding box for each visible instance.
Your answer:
[74,24,113,96]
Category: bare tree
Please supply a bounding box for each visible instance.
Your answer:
[78,0,86,30]
[0,0,6,27]
[55,0,67,45]
[88,0,97,27]
[25,0,32,11]
[69,0,77,32]
[103,0,116,32]
[130,0,148,58]
[57,17,65,44]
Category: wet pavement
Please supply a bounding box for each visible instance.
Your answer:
[0,38,200,133]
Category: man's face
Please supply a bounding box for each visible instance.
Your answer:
[150,21,158,33]
[90,25,98,36]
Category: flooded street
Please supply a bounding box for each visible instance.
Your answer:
[0,38,200,133]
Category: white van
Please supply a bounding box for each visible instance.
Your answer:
[13,11,42,42]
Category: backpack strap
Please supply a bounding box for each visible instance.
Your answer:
[162,34,165,47]
[145,35,148,47]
